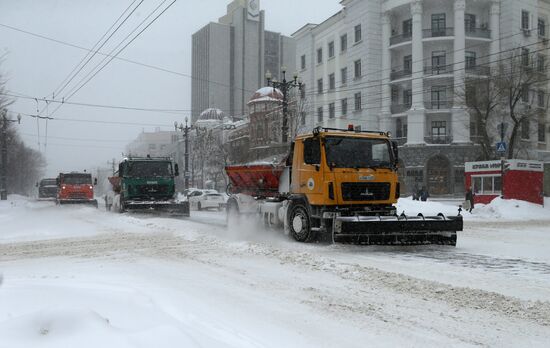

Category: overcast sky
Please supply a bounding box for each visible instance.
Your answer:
[0,0,341,176]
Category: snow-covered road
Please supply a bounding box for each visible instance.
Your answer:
[1,197,550,347]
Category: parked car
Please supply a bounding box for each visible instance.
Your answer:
[187,189,225,211]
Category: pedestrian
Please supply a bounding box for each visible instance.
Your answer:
[465,188,475,213]
[420,186,429,201]
[412,184,419,200]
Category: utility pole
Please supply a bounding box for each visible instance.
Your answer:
[108,158,117,175]
[265,67,303,143]
[1,110,22,200]
[175,118,194,190]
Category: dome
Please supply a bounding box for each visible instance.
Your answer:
[199,108,225,121]
[248,87,283,104]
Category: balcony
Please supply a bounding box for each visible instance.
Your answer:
[466,65,490,76]
[390,69,412,81]
[424,135,453,144]
[390,32,412,46]
[391,103,411,114]
[426,100,453,109]
[466,27,491,39]
[423,28,454,38]
[424,65,453,76]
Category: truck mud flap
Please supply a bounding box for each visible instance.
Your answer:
[333,214,462,246]
[125,201,190,217]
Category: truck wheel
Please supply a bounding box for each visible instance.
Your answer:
[197,202,202,211]
[288,202,314,243]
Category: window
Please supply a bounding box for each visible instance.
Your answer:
[341,98,348,115]
[391,86,399,103]
[303,138,321,165]
[329,102,335,119]
[521,119,530,139]
[466,51,476,69]
[521,87,529,103]
[465,13,476,32]
[301,55,306,70]
[354,24,362,43]
[317,48,323,64]
[539,122,546,142]
[300,111,306,126]
[539,18,546,37]
[538,90,545,108]
[522,48,530,66]
[431,121,447,139]
[341,67,348,84]
[403,55,412,73]
[431,86,447,109]
[403,89,412,107]
[431,51,447,74]
[329,73,335,90]
[328,41,335,58]
[354,59,362,78]
[317,107,324,122]
[396,118,403,138]
[354,92,362,111]
[537,54,545,72]
[522,10,530,30]
[472,175,502,194]
[148,144,157,150]
[402,19,412,36]
[317,78,323,94]
[340,34,347,52]
[431,14,446,36]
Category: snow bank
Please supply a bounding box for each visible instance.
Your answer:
[397,196,550,222]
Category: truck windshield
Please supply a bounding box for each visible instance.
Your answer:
[63,174,92,184]
[127,161,172,177]
[324,136,392,169]
[41,179,57,186]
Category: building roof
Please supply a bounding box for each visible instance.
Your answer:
[248,87,283,104]
[199,108,226,121]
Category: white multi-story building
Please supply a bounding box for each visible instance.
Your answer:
[293,0,550,195]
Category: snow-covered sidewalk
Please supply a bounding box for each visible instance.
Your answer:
[1,195,550,347]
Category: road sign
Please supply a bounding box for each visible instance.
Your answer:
[496,142,507,153]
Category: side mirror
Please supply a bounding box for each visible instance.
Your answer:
[94,178,98,186]
[174,163,180,177]
[392,141,399,166]
[35,182,39,187]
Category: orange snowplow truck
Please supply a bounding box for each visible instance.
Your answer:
[225,126,462,245]
[56,172,98,208]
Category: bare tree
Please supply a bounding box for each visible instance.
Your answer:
[496,49,547,159]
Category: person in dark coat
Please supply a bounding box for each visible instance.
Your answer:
[412,184,420,200]
[465,188,475,213]
[420,186,429,201]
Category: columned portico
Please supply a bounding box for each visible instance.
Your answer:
[489,0,501,63]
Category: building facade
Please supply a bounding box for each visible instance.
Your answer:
[126,129,179,158]
[191,0,296,123]
[293,0,550,195]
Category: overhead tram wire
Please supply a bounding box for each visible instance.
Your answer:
[1,21,543,107]
[46,0,178,119]
[4,40,549,122]
[49,0,145,102]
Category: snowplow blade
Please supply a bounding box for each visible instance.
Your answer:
[125,201,190,217]
[59,199,98,208]
[333,214,462,246]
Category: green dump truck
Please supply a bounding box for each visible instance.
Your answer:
[107,156,189,216]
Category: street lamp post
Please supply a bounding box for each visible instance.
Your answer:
[175,118,194,191]
[1,110,22,200]
[265,67,303,143]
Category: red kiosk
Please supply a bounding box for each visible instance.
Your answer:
[465,160,544,205]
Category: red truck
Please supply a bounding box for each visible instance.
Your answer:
[56,172,98,207]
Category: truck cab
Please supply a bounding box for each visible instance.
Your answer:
[57,172,98,207]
